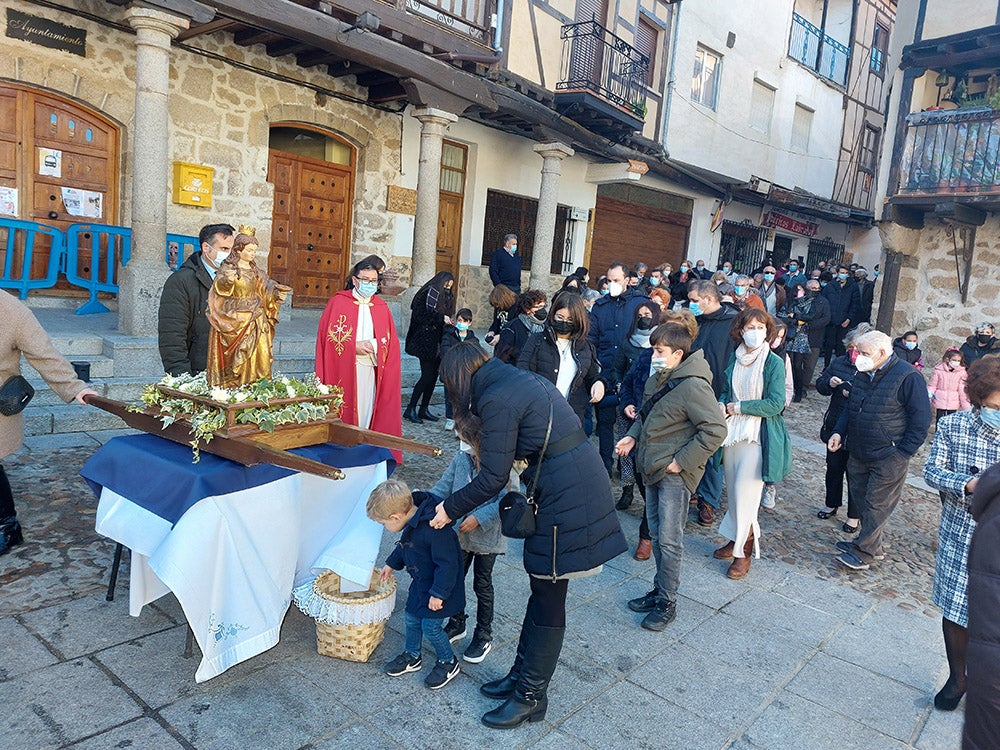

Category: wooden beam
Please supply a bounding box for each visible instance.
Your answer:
[266,39,312,57]
[934,202,987,226]
[366,81,407,103]
[203,0,495,111]
[296,49,344,68]
[176,18,237,41]
[233,27,282,46]
[888,203,925,229]
[355,70,399,87]
[136,0,215,23]
[326,60,371,77]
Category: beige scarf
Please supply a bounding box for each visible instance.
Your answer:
[722,343,768,447]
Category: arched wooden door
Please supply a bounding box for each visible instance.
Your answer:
[268,126,355,307]
[0,83,119,291]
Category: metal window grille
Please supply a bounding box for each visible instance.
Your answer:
[806,238,845,273]
[718,220,768,275]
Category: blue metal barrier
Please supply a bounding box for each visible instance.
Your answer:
[166,233,199,270]
[65,224,133,315]
[0,218,65,298]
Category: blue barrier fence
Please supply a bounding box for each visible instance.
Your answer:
[0,218,198,314]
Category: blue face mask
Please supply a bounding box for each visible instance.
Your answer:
[734,286,746,297]
[680,266,689,274]
[981,407,1000,430]
[764,273,775,282]
[649,277,660,287]
[904,341,917,351]
[838,273,848,281]
[821,281,828,288]
[456,322,470,332]
[600,288,610,296]
[789,265,798,273]
[688,301,702,316]
[356,280,378,297]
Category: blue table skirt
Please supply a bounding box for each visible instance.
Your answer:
[81,433,395,526]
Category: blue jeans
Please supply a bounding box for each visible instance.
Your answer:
[404,611,454,662]
[695,449,723,508]
[644,474,690,604]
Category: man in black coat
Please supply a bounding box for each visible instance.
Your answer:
[157,223,235,375]
[785,279,832,401]
[820,265,861,367]
[686,280,737,525]
[854,267,875,324]
[488,233,522,293]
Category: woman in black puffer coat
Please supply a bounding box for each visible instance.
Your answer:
[432,343,626,730]
[517,292,605,427]
[404,271,454,423]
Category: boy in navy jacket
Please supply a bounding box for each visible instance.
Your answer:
[368,479,465,689]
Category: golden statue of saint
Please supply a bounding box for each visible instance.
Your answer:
[206,226,292,388]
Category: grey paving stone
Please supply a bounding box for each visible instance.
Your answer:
[914,703,965,749]
[628,641,791,728]
[770,569,875,623]
[786,652,927,741]
[718,589,842,648]
[742,692,907,750]
[19,593,177,659]
[305,720,405,750]
[159,662,357,750]
[558,681,730,750]
[861,601,941,640]
[676,561,752,609]
[526,729,597,749]
[563,563,631,602]
[822,619,946,692]
[22,432,101,452]
[0,618,57,681]
[586,577,715,636]
[680,613,814,677]
[68,717,186,750]
[0,658,142,750]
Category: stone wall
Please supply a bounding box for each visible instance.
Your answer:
[880,214,1000,365]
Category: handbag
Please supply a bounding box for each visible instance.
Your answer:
[498,401,553,539]
[0,375,35,416]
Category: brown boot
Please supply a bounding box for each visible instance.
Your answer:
[633,538,652,561]
[713,541,734,559]
[726,556,751,579]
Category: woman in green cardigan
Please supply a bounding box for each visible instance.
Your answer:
[713,308,792,579]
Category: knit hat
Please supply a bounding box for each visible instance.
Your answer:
[976,322,995,333]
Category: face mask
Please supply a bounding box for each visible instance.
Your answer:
[734,286,746,297]
[978,334,993,345]
[550,319,573,335]
[356,280,378,297]
[981,408,1000,430]
[904,341,917,351]
[821,281,828,288]
[608,281,624,297]
[650,357,669,372]
[807,289,819,297]
[743,329,766,349]
[600,288,610,296]
[873,271,879,279]
[507,244,517,255]
[649,277,660,287]
[455,322,470,332]
[697,265,705,271]
[723,267,732,274]
[855,354,875,372]
[789,265,798,273]
[533,308,548,322]
[770,337,784,350]
[688,301,702,317]
[459,440,475,454]
[947,360,959,370]
[763,273,775,282]
[213,250,231,265]
[680,266,689,274]
[838,273,848,281]
[636,317,654,331]
[849,349,859,364]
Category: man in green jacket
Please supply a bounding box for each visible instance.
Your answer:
[615,324,728,631]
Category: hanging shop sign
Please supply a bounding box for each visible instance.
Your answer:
[5,9,86,57]
[172,162,214,207]
[760,207,819,238]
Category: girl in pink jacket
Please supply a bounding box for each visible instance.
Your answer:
[927,348,970,424]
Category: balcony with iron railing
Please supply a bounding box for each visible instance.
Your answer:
[788,12,849,87]
[553,20,649,137]
[896,107,1000,201]
[378,0,497,46]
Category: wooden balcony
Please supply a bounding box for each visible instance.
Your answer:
[553,20,649,139]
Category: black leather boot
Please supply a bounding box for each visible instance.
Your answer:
[0,516,23,556]
[616,483,634,510]
[480,614,529,699]
[403,406,422,424]
[481,621,565,729]
[418,408,439,422]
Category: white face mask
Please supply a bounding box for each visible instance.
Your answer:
[459,440,474,454]
[650,357,669,372]
[742,329,766,350]
[213,250,230,265]
[608,281,624,297]
[855,354,876,372]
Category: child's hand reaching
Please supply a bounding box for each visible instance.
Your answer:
[379,565,394,584]
[428,596,443,611]
[459,516,480,533]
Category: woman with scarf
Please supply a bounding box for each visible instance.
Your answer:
[713,308,792,579]
[404,271,455,423]
[783,278,831,402]
[495,290,547,364]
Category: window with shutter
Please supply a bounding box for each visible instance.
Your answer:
[748,80,775,134]
[634,18,658,87]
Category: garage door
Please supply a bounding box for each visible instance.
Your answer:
[589,194,690,275]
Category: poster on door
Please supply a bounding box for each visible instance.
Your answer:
[38,147,62,177]
[0,186,17,216]
[61,187,103,219]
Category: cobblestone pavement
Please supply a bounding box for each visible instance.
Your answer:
[0,389,961,749]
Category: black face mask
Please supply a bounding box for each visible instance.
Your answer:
[550,319,574,335]
[978,333,993,345]
[806,289,819,298]
[533,308,548,322]
[636,317,654,331]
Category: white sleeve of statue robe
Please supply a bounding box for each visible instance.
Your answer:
[354,297,377,430]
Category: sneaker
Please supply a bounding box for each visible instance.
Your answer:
[761,485,776,509]
[425,658,460,689]
[463,635,492,663]
[384,652,422,676]
[835,541,884,560]
[641,600,677,631]
[627,589,659,613]
[444,418,455,431]
[836,551,870,571]
[443,617,467,643]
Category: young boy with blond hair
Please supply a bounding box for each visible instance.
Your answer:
[368,479,465,689]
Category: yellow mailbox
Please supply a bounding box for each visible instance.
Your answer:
[172,162,214,207]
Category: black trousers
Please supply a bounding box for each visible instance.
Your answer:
[790,347,821,398]
[459,550,497,638]
[821,324,848,366]
[407,355,440,411]
[0,465,14,518]
[936,408,956,425]
[825,448,859,519]
[636,474,650,540]
[527,575,568,628]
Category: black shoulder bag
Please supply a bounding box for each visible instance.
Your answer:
[498,401,553,539]
[638,378,680,422]
[0,375,35,416]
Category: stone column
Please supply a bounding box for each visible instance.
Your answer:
[530,142,574,290]
[118,7,188,336]
[410,107,457,287]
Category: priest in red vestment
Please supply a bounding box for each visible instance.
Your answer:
[316,261,403,462]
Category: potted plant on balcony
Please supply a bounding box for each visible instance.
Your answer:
[631,101,647,119]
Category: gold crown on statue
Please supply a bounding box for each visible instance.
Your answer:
[237,224,257,237]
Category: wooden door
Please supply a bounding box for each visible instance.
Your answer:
[0,84,119,290]
[267,149,353,307]
[436,192,462,280]
[589,194,689,276]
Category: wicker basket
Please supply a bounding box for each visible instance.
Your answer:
[303,570,396,663]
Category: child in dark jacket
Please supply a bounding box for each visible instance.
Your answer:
[370,479,465,690]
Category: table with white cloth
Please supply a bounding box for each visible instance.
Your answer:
[81,434,394,682]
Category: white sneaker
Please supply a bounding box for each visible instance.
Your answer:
[444,418,455,430]
[761,485,776,509]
